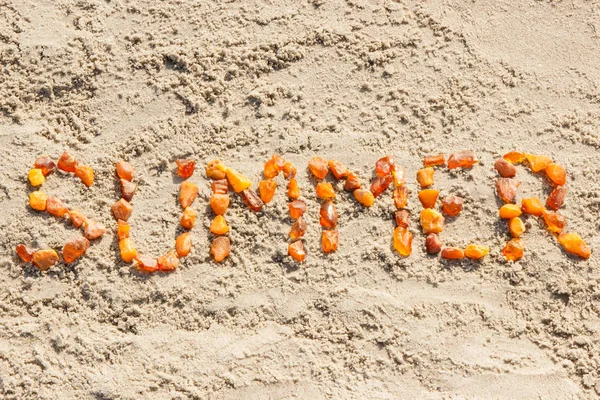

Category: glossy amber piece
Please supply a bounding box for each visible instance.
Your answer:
[176,159,195,178]
[499,204,522,219]
[290,217,307,239]
[421,154,443,167]
[117,219,130,240]
[28,168,45,186]
[283,162,297,179]
[521,197,544,216]
[241,189,264,211]
[116,160,134,181]
[112,199,133,221]
[320,201,338,228]
[447,151,478,169]
[34,156,56,176]
[212,179,229,194]
[83,220,106,240]
[308,156,329,179]
[420,208,444,234]
[328,160,349,179]
[442,196,463,216]
[393,186,409,209]
[259,179,277,203]
[394,210,410,228]
[425,233,442,254]
[558,232,590,259]
[441,247,465,259]
[32,249,59,271]
[288,200,307,219]
[206,159,228,180]
[418,189,439,209]
[393,226,413,256]
[62,237,90,263]
[545,163,566,186]
[288,240,306,262]
[354,189,375,207]
[58,151,78,173]
[322,230,339,253]
[464,244,490,260]
[546,186,566,211]
[180,207,197,230]
[157,250,180,271]
[46,196,69,217]
[508,217,525,238]
[503,151,526,164]
[496,178,520,203]
[16,244,35,262]
[316,182,336,200]
[179,181,199,208]
[502,238,524,261]
[344,172,361,191]
[287,179,300,199]
[226,168,252,193]
[370,175,392,198]
[542,210,566,234]
[210,194,230,215]
[263,158,280,179]
[135,255,158,272]
[272,154,285,169]
[75,165,94,187]
[375,156,395,177]
[119,238,137,262]
[525,154,552,172]
[120,179,136,201]
[176,232,192,257]
[29,191,48,211]
[392,168,406,187]
[494,158,516,178]
[211,236,231,262]
[68,210,86,228]
[416,167,434,188]
[210,215,229,235]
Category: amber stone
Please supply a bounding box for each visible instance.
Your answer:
[558,232,590,259]
[120,179,136,201]
[394,210,410,228]
[240,189,264,211]
[263,158,280,179]
[545,163,566,186]
[375,156,395,177]
[16,244,35,263]
[212,179,229,194]
[546,186,566,211]
[287,179,300,199]
[75,165,94,187]
[425,233,442,254]
[272,154,285,169]
[503,151,526,164]
[259,179,277,203]
[180,207,197,230]
[210,194,230,215]
[32,249,60,271]
[117,219,130,240]
[135,255,158,272]
[344,172,361,191]
[354,189,375,207]
[322,230,339,253]
[502,238,524,261]
[499,204,522,219]
[176,159,196,178]
[68,209,87,228]
[370,175,392,198]
[525,154,552,172]
[494,158,516,178]
[29,191,48,211]
[441,247,465,259]
[496,178,520,203]
[57,151,78,173]
[288,240,306,262]
[393,227,413,256]
[226,168,252,193]
[62,237,90,263]
[447,151,478,169]
[211,237,231,262]
[210,215,229,235]
[442,196,463,216]
[290,217,307,239]
[521,197,544,216]
[206,159,228,180]
[283,162,297,180]
[288,200,307,220]
[328,160,349,179]
[392,168,405,187]
[418,189,439,209]
[112,199,133,221]
[46,196,69,217]
[316,182,336,200]
[179,181,199,208]
[508,217,525,238]
[157,250,180,271]
[116,160,134,181]
[393,186,409,209]
[34,156,56,176]
[83,220,106,240]
[319,201,338,228]
[542,211,566,234]
[420,208,444,234]
[464,244,490,260]
[176,232,192,257]
[416,167,434,188]
[423,154,445,167]
[308,156,329,179]
[28,169,45,186]
[119,238,137,262]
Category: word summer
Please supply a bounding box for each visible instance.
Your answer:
[16,151,591,273]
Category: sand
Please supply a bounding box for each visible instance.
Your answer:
[1,0,600,398]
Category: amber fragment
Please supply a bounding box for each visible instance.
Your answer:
[206,159,228,180]
[179,181,199,208]
[447,151,478,169]
[272,155,285,169]
[394,210,410,228]
[545,163,566,186]
[418,189,439,209]
[392,168,406,187]
[263,158,280,179]
[135,255,158,272]
[83,220,106,240]
[375,156,395,177]
[423,154,445,167]
[499,204,522,219]
[425,233,442,254]
[521,197,544,217]
[542,210,566,234]
[503,151,526,164]
[287,179,300,199]
[319,201,338,228]
[32,249,59,271]
[226,168,252,193]
[210,194,230,215]
[370,175,392,198]
[259,179,277,203]
[420,208,444,234]
[525,154,552,173]
[29,191,48,211]
[328,160,349,180]
[316,182,336,200]
[176,232,192,257]
[508,217,525,238]
[558,232,591,259]
[393,186,409,209]
[240,189,264,211]
[283,162,297,180]
[28,169,45,186]
[308,156,329,179]
[441,247,465,260]
[62,237,90,263]
[120,179,136,201]
[290,217,307,239]
[416,167,434,188]
[34,156,56,176]
[117,219,130,240]
[46,196,69,217]
[354,189,375,207]
[494,158,516,178]
[176,159,196,178]
[116,160,134,181]
[442,195,463,216]
[496,178,520,203]
[157,250,180,271]
[210,215,229,235]
[180,207,197,230]
[322,230,339,253]
[112,199,133,221]
[288,240,306,262]
[209,179,227,195]
[464,244,489,260]
[75,165,94,187]
[288,200,307,220]
[393,227,413,256]
[16,244,35,263]
[546,186,566,211]
[502,238,524,261]
[119,238,137,262]
[58,152,78,173]
[211,236,231,262]
[344,172,361,191]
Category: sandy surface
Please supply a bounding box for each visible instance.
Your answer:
[1,0,600,398]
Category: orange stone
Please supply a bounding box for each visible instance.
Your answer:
[393,226,413,256]
[179,181,199,208]
[442,195,463,216]
[263,158,280,179]
[157,250,180,271]
[180,207,197,230]
[375,156,395,177]
[120,179,136,201]
[441,247,464,260]
[420,208,444,234]
[288,240,306,262]
[211,179,229,194]
[135,255,158,273]
[112,198,133,221]
[176,159,195,178]
[558,232,590,259]
[503,151,526,164]
[521,197,544,216]
[240,189,264,211]
[546,186,566,211]
[542,210,566,234]
[392,168,406,187]
[28,169,45,186]
[447,151,478,169]
[34,156,56,176]
[176,232,192,257]
[46,196,69,217]
[322,230,339,253]
[288,200,307,219]
[206,159,228,180]
[259,179,277,203]
[210,215,229,235]
[418,189,439,209]
[287,179,300,199]
[16,244,35,263]
[416,167,434,188]
[370,175,393,198]
[226,168,252,193]
[57,151,78,173]
[425,233,442,254]
[308,156,329,179]
[393,186,409,209]
[283,162,297,180]
[394,210,410,228]
[272,154,286,169]
[62,237,90,263]
[494,158,516,178]
[211,236,231,262]
[210,193,230,215]
[545,163,566,186]
[119,238,137,262]
[499,204,522,219]
[423,154,445,167]
[354,189,375,207]
[29,191,48,211]
[508,217,525,238]
[502,238,524,261]
[344,172,361,191]
[464,244,490,260]
[328,160,349,179]
[83,220,106,240]
[290,217,307,239]
[319,201,338,228]
[116,160,134,181]
[526,154,552,172]
[496,178,520,203]
[32,249,59,271]
[117,219,131,240]
[316,182,336,200]
[75,165,94,187]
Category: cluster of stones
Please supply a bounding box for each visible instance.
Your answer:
[418,151,490,260]
[113,160,194,272]
[495,151,590,260]
[16,153,106,270]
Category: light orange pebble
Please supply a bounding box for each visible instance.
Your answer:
[420,208,444,234]
[393,227,413,256]
[28,168,45,186]
[354,189,375,207]
[525,154,552,172]
[58,152,78,173]
[46,196,69,217]
[83,220,106,240]
[308,156,329,179]
[558,232,590,259]
[180,207,197,229]
[263,158,280,179]
[282,162,297,179]
[210,215,229,235]
[392,168,405,187]
[206,159,228,180]
[288,240,306,262]
[135,255,158,272]
[16,244,35,263]
[546,186,566,211]
[370,175,392,197]
[416,167,434,188]
[503,151,526,164]
[542,210,566,234]
[176,159,195,179]
[344,172,361,191]
[287,179,300,199]
[226,168,252,193]
[179,181,199,208]
[418,189,439,209]
[316,182,335,200]
[442,196,463,216]
[288,200,307,219]
[259,179,277,203]
[176,232,192,257]
[322,230,338,253]
[502,238,524,261]
[32,249,59,271]
[119,238,137,262]
[34,156,56,176]
[157,250,179,271]
[29,191,48,211]
[441,247,464,259]
[120,179,136,201]
[290,217,307,239]
[210,194,229,215]
[508,217,525,237]
[117,220,130,239]
[521,197,544,216]
[112,199,133,221]
[116,160,134,181]
[447,151,478,169]
[499,204,522,219]
[545,163,566,186]
[393,186,409,209]
[62,237,90,263]
[375,156,395,177]
[272,155,285,169]
[328,160,348,179]
[75,165,94,187]
[211,179,228,194]
[423,154,445,167]
[211,236,231,262]
[464,244,489,260]
[68,210,86,228]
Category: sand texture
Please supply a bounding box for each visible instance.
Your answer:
[1,0,600,398]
